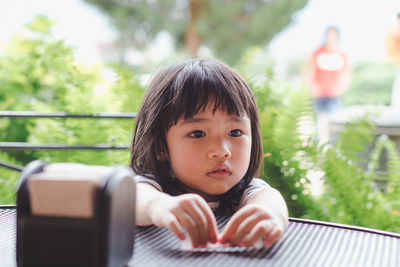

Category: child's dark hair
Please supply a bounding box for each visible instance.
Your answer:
[130,58,263,211]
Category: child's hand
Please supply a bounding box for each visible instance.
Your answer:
[148,193,218,248]
[219,203,285,247]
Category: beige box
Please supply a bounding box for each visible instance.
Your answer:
[28,163,110,218]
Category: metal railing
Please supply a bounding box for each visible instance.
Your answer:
[0,110,137,119]
[0,111,136,172]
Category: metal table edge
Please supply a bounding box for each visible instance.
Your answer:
[289,217,400,239]
[0,205,16,210]
[2,205,399,239]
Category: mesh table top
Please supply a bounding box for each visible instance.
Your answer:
[1,206,399,267]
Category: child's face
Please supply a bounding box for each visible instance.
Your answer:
[166,107,252,200]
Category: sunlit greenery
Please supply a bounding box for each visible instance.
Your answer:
[0,16,144,203]
[239,50,400,232]
[83,0,308,65]
[343,61,396,106]
[1,17,399,233]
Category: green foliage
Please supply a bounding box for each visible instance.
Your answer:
[236,47,278,110]
[108,65,145,113]
[0,16,144,204]
[238,48,324,219]
[198,0,308,65]
[240,52,400,230]
[335,116,375,162]
[83,0,308,65]
[23,38,145,167]
[256,86,400,231]
[26,65,144,166]
[0,16,76,111]
[0,153,20,204]
[258,88,325,219]
[83,0,178,47]
[0,15,81,165]
[1,17,399,234]
[367,135,400,227]
[318,121,400,232]
[342,61,397,106]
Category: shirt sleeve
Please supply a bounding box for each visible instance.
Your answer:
[134,175,163,192]
[239,178,271,208]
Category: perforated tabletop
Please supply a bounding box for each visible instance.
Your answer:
[1,206,399,267]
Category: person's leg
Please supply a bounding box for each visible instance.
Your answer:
[317,112,330,144]
[325,97,341,113]
[315,97,341,144]
[315,98,328,114]
[314,98,330,144]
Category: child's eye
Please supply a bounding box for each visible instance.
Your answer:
[189,130,206,138]
[229,129,242,137]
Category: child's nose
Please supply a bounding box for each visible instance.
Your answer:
[208,141,232,159]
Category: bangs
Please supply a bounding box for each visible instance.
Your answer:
[165,59,252,127]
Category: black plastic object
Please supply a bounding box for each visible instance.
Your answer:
[16,160,136,267]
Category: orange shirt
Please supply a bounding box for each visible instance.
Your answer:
[385,28,400,68]
[309,46,349,98]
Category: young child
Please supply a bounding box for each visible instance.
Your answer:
[130,58,288,248]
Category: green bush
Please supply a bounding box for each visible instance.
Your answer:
[256,86,399,231]
[237,50,400,231]
[28,65,144,166]
[0,153,20,204]
[319,122,400,232]
[1,20,399,233]
[342,61,397,106]
[258,89,325,219]
[0,16,144,203]
[238,50,325,219]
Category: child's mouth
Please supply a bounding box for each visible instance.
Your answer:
[207,165,232,178]
[207,170,231,178]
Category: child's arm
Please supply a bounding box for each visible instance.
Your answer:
[136,183,218,247]
[219,187,288,247]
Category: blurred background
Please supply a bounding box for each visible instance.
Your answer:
[2,0,399,105]
[0,0,399,232]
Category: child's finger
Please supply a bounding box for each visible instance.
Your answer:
[263,227,284,247]
[177,212,201,247]
[243,220,273,247]
[229,214,263,245]
[182,198,209,245]
[195,197,218,243]
[165,214,186,241]
[220,206,259,243]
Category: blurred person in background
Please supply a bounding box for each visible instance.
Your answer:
[302,25,351,143]
[385,11,400,108]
